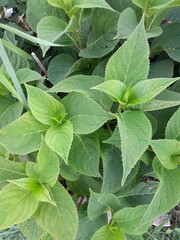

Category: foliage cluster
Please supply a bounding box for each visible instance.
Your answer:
[0,0,180,239]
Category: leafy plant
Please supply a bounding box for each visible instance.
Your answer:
[0,0,180,239]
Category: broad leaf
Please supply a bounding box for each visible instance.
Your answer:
[148,59,174,79]
[131,0,148,9]
[101,146,123,194]
[165,107,180,140]
[79,9,118,58]
[132,90,180,111]
[115,8,138,39]
[26,138,59,187]
[18,218,47,240]
[34,182,78,240]
[88,190,120,221]
[16,68,44,84]
[9,178,56,206]
[103,127,121,149]
[26,0,67,32]
[47,0,113,16]
[47,54,75,84]
[59,161,79,181]
[45,120,73,163]
[0,157,26,189]
[151,140,180,169]
[0,23,63,48]
[26,85,65,126]
[152,23,180,62]
[62,92,111,134]
[105,16,149,86]
[76,208,107,240]
[128,77,180,105]
[91,225,125,240]
[92,80,127,104]
[0,97,23,128]
[113,205,150,235]
[0,112,48,154]
[68,133,100,177]
[37,16,68,55]
[139,159,180,225]
[0,183,39,230]
[49,75,112,110]
[117,111,152,185]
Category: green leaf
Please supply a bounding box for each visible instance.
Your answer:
[149,0,179,9]
[148,60,174,79]
[9,178,56,206]
[146,26,163,38]
[0,97,23,128]
[152,23,180,62]
[91,225,125,240]
[48,0,113,16]
[49,75,112,110]
[101,147,123,194]
[45,120,73,163]
[37,16,68,55]
[16,68,44,84]
[132,90,180,111]
[0,23,62,48]
[47,54,75,85]
[18,218,47,240]
[139,159,180,225]
[88,190,120,221]
[68,133,100,177]
[105,16,149,86]
[0,157,26,189]
[165,107,180,140]
[34,182,78,240]
[26,138,59,187]
[92,80,127,103]
[59,161,79,181]
[62,92,111,134]
[103,127,121,149]
[0,112,48,154]
[113,205,150,235]
[79,9,118,58]
[76,208,107,240]
[117,111,152,185]
[0,183,39,230]
[26,84,66,126]
[67,175,101,195]
[115,8,138,39]
[151,139,180,169]
[26,0,67,32]
[131,0,148,9]
[128,77,180,105]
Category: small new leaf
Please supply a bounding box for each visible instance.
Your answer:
[151,139,180,169]
[8,178,56,206]
[92,80,127,104]
[45,120,73,163]
[26,84,66,126]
